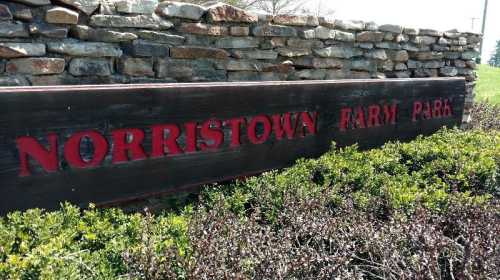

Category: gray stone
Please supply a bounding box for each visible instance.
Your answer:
[207,3,258,23]
[215,37,260,49]
[453,60,467,68]
[334,19,364,30]
[412,52,443,60]
[300,29,315,39]
[156,58,225,82]
[357,43,374,49]
[230,26,249,36]
[334,30,355,42]
[57,0,100,15]
[432,44,449,52]
[228,71,286,82]
[69,58,113,76]
[90,15,173,30]
[318,17,335,28]
[440,66,458,77]
[403,27,418,35]
[0,22,29,38]
[72,25,137,42]
[461,51,478,60]
[123,40,169,57]
[171,46,229,59]
[29,23,68,38]
[0,43,45,58]
[395,34,409,43]
[314,26,335,39]
[422,61,445,68]
[379,24,403,34]
[351,59,375,71]
[116,0,157,14]
[294,69,327,80]
[252,24,297,37]
[6,57,65,75]
[156,1,206,20]
[458,37,467,46]
[136,30,184,45]
[45,7,79,25]
[412,36,437,45]
[350,71,372,79]
[9,0,50,6]
[232,49,277,60]
[313,46,363,58]
[387,50,409,62]
[364,49,387,60]
[220,59,271,71]
[401,43,419,52]
[356,31,384,42]
[375,42,401,50]
[287,38,323,49]
[178,23,228,36]
[419,28,443,37]
[0,75,29,86]
[325,69,351,79]
[10,4,32,21]
[47,41,123,57]
[118,57,154,77]
[407,60,422,69]
[0,4,13,21]
[414,68,438,77]
[277,47,311,57]
[293,57,344,69]
[444,31,462,39]
[438,37,449,45]
[378,60,394,71]
[273,14,319,26]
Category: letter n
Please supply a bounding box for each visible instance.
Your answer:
[16,133,58,177]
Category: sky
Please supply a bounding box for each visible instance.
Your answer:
[302,0,499,63]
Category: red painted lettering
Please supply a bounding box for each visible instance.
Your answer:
[272,113,297,140]
[383,103,397,125]
[184,122,198,153]
[299,112,318,136]
[16,133,58,177]
[443,99,452,117]
[200,119,224,151]
[433,100,443,118]
[367,105,381,128]
[226,118,246,148]
[248,115,272,144]
[412,101,423,122]
[354,107,366,129]
[151,124,182,158]
[112,128,147,164]
[64,131,108,169]
[339,108,352,131]
[422,102,432,119]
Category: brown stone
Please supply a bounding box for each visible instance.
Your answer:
[0,4,13,21]
[170,46,229,59]
[0,43,45,58]
[178,23,228,36]
[6,58,65,75]
[46,7,79,25]
[206,3,257,23]
[230,26,249,36]
[356,31,384,42]
[273,14,319,26]
[118,57,154,77]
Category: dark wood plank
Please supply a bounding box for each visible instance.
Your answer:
[0,78,466,214]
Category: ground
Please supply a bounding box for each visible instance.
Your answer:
[476,64,500,104]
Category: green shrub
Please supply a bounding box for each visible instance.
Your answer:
[0,129,498,279]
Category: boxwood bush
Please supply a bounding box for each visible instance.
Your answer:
[0,129,498,279]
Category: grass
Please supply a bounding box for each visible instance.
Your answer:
[476,64,500,104]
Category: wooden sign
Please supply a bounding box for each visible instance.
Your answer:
[0,78,465,214]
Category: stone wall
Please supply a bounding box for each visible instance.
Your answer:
[0,0,480,123]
